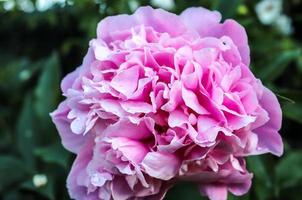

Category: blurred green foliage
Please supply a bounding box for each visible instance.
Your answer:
[0,0,302,199]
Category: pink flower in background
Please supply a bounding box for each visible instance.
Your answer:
[51,6,283,200]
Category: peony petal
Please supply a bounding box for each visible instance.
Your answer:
[200,185,228,200]
[108,137,149,164]
[111,66,140,97]
[121,101,153,114]
[90,39,111,61]
[50,101,89,153]
[254,87,283,156]
[142,152,181,180]
[70,113,87,135]
[220,65,241,92]
[100,99,126,117]
[103,118,153,140]
[228,177,252,196]
[197,116,220,143]
[61,67,81,95]
[67,136,98,200]
[182,86,210,115]
[97,6,187,43]
[111,177,133,200]
[180,7,222,37]
[209,20,250,66]
[168,110,188,127]
[161,80,183,112]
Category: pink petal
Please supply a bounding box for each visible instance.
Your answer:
[182,86,209,115]
[108,137,149,164]
[157,129,188,153]
[121,101,153,114]
[100,99,125,117]
[197,116,220,143]
[103,118,152,140]
[142,152,181,180]
[209,20,250,66]
[67,136,97,199]
[90,39,111,60]
[50,101,88,153]
[61,67,81,95]
[180,7,222,37]
[111,177,133,200]
[221,65,241,92]
[97,6,187,43]
[111,66,139,97]
[70,112,87,135]
[168,110,188,127]
[200,185,228,200]
[161,81,182,112]
[193,48,219,67]
[228,178,252,196]
[254,87,283,156]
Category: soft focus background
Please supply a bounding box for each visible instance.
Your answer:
[0,0,302,199]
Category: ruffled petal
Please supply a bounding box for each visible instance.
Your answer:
[50,101,89,153]
[254,87,283,156]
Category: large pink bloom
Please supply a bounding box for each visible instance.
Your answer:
[51,6,283,200]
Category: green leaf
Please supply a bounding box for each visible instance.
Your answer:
[16,93,36,168]
[277,89,302,102]
[0,57,42,92]
[213,0,242,19]
[165,182,205,200]
[275,151,302,189]
[34,52,61,123]
[258,49,301,83]
[282,102,302,124]
[35,143,70,169]
[276,93,295,104]
[247,156,273,200]
[3,190,26,200]
[0,155,31,193]
[297,54,302,73]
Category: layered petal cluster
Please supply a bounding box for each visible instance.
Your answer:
[51,6,283,200]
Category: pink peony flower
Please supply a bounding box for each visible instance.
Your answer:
[51,6,283,200]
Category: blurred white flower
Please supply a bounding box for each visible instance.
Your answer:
[128,0,139,12]
[19,69,31,81]
[3,0,15,11]
[36,0,65,12]
[18,0,35,13]
[255,0,282,25]
[274,14,294,35]
[151,0,175,10]
[33,174,48,188]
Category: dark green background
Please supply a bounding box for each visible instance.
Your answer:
[0,0,302,199]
